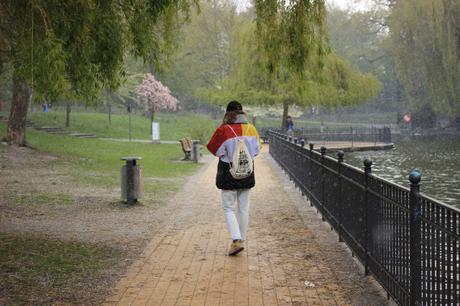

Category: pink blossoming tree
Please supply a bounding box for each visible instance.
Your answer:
[137,73,178,126]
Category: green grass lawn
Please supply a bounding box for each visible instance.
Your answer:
[0,121,202,193]
[27,111,217,143]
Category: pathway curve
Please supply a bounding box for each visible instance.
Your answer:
[104,147,391,306]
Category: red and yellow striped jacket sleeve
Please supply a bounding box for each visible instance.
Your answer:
[207,123,260,159]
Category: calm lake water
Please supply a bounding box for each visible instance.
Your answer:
[346,135,460,208]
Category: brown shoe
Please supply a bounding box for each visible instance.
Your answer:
[228,240,244,256]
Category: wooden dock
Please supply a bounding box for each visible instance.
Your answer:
[309,141,394,152]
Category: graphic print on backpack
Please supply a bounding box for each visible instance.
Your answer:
[227,125,254,180]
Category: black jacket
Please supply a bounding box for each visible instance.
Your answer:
[216,160,255,190]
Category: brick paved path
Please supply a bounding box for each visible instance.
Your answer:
[105,148,390,306]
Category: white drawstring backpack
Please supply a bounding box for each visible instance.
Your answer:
[227,124,254,180]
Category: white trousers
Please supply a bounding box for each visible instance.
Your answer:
[221,189,251,241]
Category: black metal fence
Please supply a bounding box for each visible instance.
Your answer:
[268,130,459,306]
[261,126,392,144]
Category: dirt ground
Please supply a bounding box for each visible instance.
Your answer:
[0,143,209,304]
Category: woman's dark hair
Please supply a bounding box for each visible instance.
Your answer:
[223,110,245,124]
[226,100,242,112]
[223,101,244,124]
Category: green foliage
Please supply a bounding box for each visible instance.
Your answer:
[317,55,382,106]
[0,0,197,104]
[254,0,328,76]
[27,32,70,101]
[388,0,460,117]
[200,22,381,109]
[160,1,239,108]
[189,118,216,144]
[327,7,402,112]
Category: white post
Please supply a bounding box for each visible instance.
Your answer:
[152,122,160,143]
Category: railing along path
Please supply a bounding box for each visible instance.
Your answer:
[268,131,459,306]
[261,126,392,144]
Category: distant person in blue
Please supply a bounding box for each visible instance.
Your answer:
[42,103,49,112]
[286,115,294,136]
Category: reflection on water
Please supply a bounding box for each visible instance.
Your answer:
[346,135,460,208]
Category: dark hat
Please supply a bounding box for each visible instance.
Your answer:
[226,100,242,112]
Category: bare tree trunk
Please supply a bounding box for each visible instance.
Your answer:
[108,104,112,125]
[148,62,155,74]
[5,75,30,146]
[281,101,289,130]
[105,91,113,125]
[66,102,71,127]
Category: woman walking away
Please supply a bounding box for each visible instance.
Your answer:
[207,101,260,256]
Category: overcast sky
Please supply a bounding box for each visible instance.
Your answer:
[327,0,372,11]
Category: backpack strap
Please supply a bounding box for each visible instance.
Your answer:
[226,124,238,137]
[226,124,250,138]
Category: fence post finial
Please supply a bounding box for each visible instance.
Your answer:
[300,139,305,147]
[409,168,422,306]
[337,150,344,242]
[337,150,344,163]
[309,143,314,151]
[320,146,327,156]
[364,158,373,174]
[409,169,422,186]
[363,157,373,275]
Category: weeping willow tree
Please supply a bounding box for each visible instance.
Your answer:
[251,0,331,125]
[0,0,196,145]
[254,0,328,75]
[389,0,460,123]
[1,0,335,145]
[198,22,381,126]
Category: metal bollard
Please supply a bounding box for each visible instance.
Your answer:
[191,140,201,163]
[300,139,305,147]
[121,157,143,204]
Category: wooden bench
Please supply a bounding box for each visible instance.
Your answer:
[179,137,193,160]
